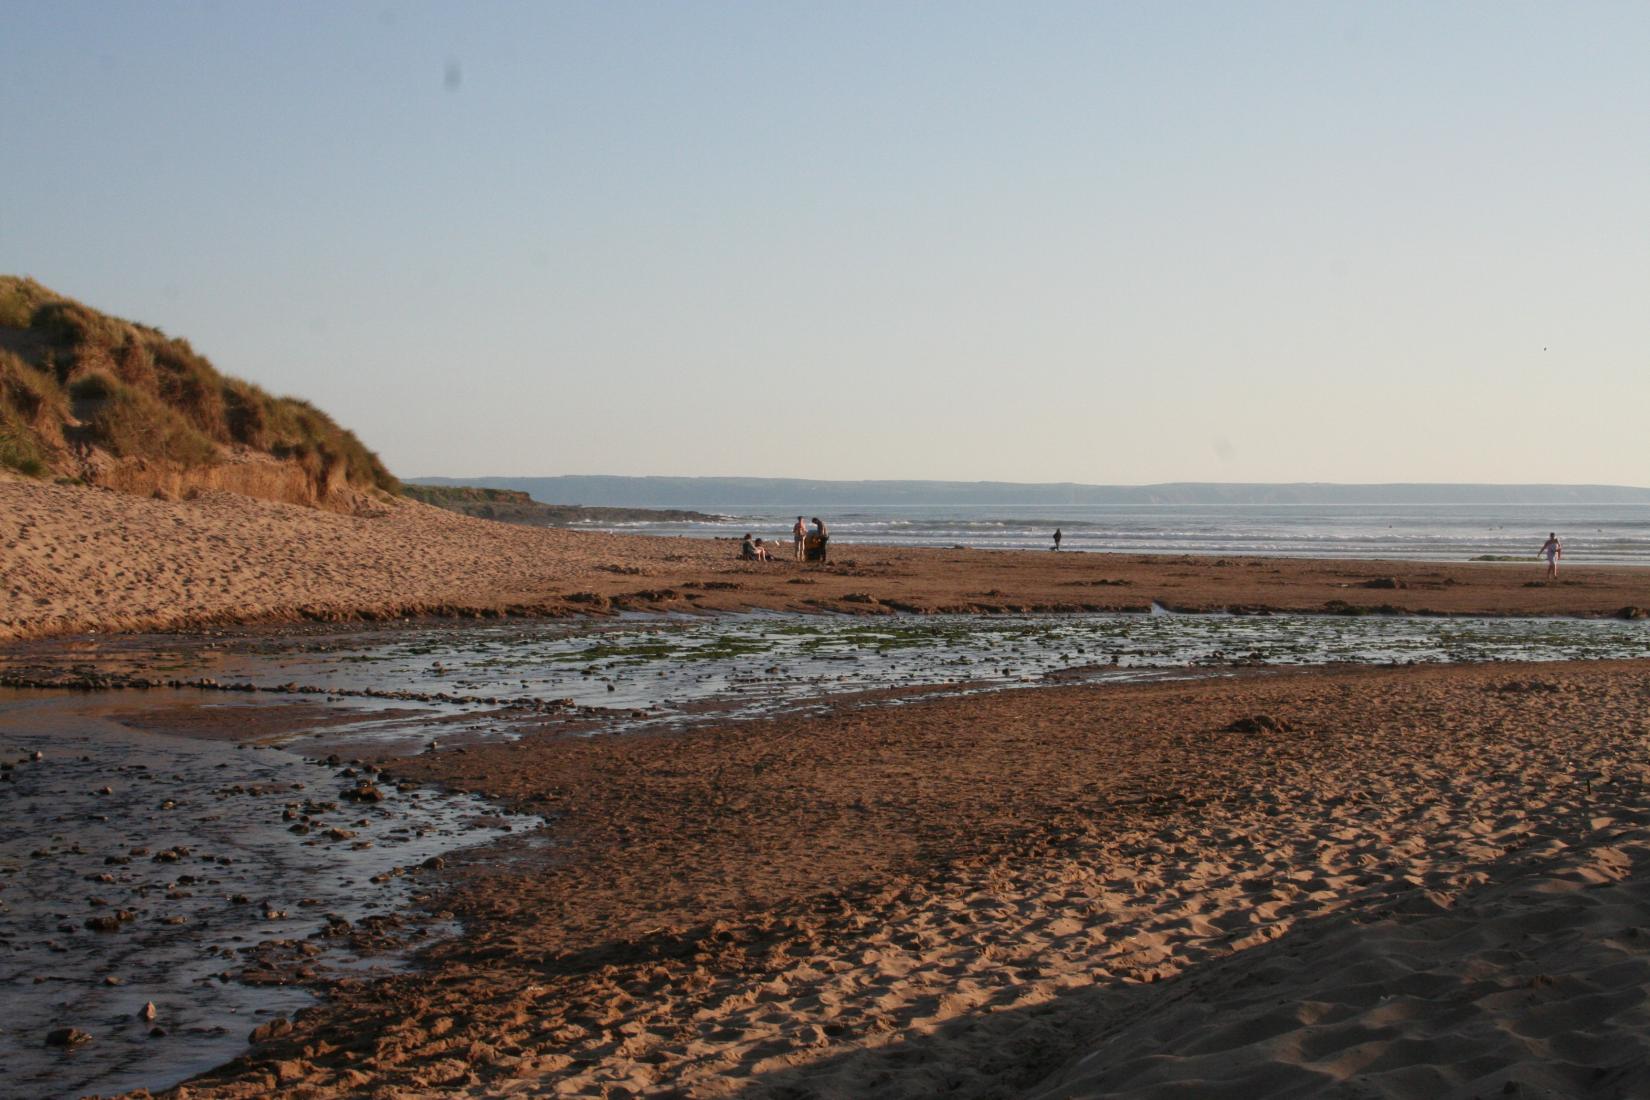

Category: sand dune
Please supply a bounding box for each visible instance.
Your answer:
[0,475,668,640]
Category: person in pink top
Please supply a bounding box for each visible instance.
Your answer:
[1538,532,1562,580]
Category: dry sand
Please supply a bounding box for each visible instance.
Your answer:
[152,659,1650,1099]
[3,474,1648,643]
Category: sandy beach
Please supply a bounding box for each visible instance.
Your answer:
[133,658,1650,1098]
[12,3,1648,1094]
[4,475,1650,1099]
[3,474,1647,644]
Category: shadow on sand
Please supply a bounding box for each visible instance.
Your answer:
[723,822,1650,1100]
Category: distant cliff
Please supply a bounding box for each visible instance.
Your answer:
[401,484,720,526]
[410,475,1650,509]
[0,277,395,508]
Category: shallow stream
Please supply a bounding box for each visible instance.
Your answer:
[0,695,535,1100]
[6,609,1648,741]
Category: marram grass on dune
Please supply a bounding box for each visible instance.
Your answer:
[0,275,396,495]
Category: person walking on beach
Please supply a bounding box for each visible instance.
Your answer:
[793,516,807,561]
[811,516,829,563]
[1053,527,1063,551]
[1538,532,1562,580]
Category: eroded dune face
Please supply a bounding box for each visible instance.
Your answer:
[82,451,364,512]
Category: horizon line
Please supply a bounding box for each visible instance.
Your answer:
[407,475,1650,492]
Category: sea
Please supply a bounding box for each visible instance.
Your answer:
[564,502,1650,564]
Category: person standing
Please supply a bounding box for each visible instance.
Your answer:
[1053,527,1063,551]
[1538,532,1562,580]
[811,516,829,563]
[793,516,807,561]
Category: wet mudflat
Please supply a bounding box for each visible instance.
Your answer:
[0,692,536,1100]
[5,611,1646,743]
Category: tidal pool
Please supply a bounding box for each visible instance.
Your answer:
[6,610,1646,739]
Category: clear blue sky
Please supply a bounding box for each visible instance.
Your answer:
[4,2,1647,485]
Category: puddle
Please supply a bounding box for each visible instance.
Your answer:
[0,693,538,1100]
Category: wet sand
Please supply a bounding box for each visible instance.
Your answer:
[3,474,1648,645]
[0,693,535,1100]
[148,658,1650,1098]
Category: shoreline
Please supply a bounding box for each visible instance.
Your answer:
[3,476,1647,644]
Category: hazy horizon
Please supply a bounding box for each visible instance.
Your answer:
[412,474,1650,491]
[409,474,1650,508]
[5,3,1648,485]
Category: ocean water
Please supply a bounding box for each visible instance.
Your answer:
[570,503,1650,563]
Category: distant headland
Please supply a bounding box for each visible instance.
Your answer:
[409,475,1650,509]
[401,484,720,526]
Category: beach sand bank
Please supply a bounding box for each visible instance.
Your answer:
[3,475,1647,643]
[139,658,1650,1098]
[7,476,1650,1098]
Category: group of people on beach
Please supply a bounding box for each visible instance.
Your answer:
[741,516,829,563]
[740,521,1568,576]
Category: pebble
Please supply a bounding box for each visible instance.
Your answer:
[45,1027,92,1047]
[343,783,384,803]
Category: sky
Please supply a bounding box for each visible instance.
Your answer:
[3,2,1647,486]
